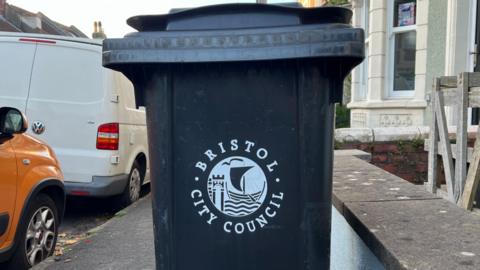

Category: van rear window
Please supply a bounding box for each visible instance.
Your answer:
[0,42,36,105]
[29,45,104,103]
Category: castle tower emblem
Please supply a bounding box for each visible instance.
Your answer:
[208,175,226,211]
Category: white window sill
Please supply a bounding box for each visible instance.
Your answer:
[347,99,428,109]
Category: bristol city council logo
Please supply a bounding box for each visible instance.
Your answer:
[190,139,284,234]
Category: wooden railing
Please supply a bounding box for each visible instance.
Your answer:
[427,72,480,209]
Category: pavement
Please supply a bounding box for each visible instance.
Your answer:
[34,195,155,270]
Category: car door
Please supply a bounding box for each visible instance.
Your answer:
[0,137,17,246]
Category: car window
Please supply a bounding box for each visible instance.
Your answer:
[4,109,22,133]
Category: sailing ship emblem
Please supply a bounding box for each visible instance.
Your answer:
[207,156,268,217]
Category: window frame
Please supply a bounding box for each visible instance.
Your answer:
[357,0,370,101]
[387,0,417,98]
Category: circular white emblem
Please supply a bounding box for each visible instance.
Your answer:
[191,139,284,234]
[32,121,45,135]
[207,156,268,217]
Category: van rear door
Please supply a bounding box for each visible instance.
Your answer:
[26,40,109,183]
[0,37,36,110]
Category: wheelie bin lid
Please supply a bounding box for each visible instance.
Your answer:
[103,3,364,66]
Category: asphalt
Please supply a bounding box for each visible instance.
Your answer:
[34,195,155,270]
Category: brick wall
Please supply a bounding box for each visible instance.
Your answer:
[336,141,427,184]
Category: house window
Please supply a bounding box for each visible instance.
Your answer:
[389,0,417,97]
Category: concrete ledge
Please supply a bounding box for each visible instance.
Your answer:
[333,155,480,269]
[372,127,425,142]
[335,128,374,143]
[347,100,428,109]
[335,125,479,143]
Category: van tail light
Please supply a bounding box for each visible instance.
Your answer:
[70,190,90,196]
[96,123,119,150]
[19,38,56,44]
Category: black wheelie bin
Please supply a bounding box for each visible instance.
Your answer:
[103,3,364,270]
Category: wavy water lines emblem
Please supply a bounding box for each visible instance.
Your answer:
[207,156,268,217]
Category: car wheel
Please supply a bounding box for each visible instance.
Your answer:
[4,194,58,270]
[119,161,144,207]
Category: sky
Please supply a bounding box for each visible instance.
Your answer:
[8,0,290,38]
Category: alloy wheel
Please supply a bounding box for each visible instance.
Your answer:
[25,206,56,266]
[129,168,141,202]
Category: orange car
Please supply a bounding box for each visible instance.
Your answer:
[0,107,65,269]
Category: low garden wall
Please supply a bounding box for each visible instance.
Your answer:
[332,152,480,269]
[334,126,480,185]
[335,127,429,184]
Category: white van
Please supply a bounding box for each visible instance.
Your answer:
[0,32,150,205]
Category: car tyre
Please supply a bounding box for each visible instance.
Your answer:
[118,161,144,207]
[4,194,58,270]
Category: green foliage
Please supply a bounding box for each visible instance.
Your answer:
[395,138,425,152]
[334,140,343,150]
[343,74,352,106]
[396,140,405,152]
[411,137,424,149]
[327,0,349,5]
[335,104,350,128]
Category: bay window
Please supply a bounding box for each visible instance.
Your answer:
[389,0,417,97]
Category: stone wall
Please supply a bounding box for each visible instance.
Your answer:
[333,154,480,269]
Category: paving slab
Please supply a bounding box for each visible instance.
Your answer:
[332,156,439,211]
[34,196,155,270]
[344,199,480,270]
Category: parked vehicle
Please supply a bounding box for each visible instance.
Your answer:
[0,33,150,205]
[0,107,65,269]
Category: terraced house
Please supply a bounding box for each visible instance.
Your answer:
[349,0,479,128]
[0,0,86,37]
